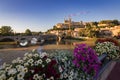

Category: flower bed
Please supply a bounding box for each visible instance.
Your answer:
[95,38,120,59]
[0,50,60,80]
[0,44,102,80]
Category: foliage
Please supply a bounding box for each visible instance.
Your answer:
[73,44,101,77]
[0,26,14,36]
[25,29,32,36]
[99,19,119,27]
[79,28,87,37]
[91,22,98,27]
[95,39,120,59]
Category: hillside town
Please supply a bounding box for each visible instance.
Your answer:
[48,18,120,38]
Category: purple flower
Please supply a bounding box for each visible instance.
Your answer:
[73,44,101,76]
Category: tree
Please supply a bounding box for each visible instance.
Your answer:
[85,23,92,29]
[0,26,13,36]
[112,19,119,26]
[79,28,87,37]
[53,25,57,30]
[99,20,120,27]
[25,29,32,35]
[91,22,98,27]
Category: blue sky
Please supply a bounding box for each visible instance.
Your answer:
[0,0,120,32]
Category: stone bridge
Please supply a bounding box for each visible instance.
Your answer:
[0,34,57,46]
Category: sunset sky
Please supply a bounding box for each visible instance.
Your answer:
[0,0,120,32]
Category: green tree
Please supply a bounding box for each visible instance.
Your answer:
[99,20,120,27]
[85,23,92,29]
[0,26,13,36]
[112,19,119,26]
[53,25,57,30]
[91,22,98,27]
[25,29,32,35]
[79,28,87,37]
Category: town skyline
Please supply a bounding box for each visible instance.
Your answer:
[0,0,120,32]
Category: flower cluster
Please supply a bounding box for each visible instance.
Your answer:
[95,38,120,46]
[0,48,102,80]
[0,50,60,80]
[73,44,101,77]
[51,50,93,80]
[95,41,120,59]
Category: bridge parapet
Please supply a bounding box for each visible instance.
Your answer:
[0,34,57,41]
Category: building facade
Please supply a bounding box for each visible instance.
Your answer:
[56,18,85,29]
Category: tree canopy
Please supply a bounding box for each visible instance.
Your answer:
[99,19,120,27]
[0,26,13,36]
[24,29,32,35]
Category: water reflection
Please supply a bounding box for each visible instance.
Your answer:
[44,39,73,45]
[0,40,74,49]
[56,40,73,45]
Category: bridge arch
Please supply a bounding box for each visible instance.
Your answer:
[0,38,15,42]
[0,34,57,46]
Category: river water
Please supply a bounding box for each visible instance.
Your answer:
[0,40,75,64]
[0,40,75,50]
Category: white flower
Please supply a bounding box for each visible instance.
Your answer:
[24,52,29,56]
[8,68,17,75]
[37,59,43,64]
[16,57,21,60]
[0,74,6,80]
[34,54,39,57]
[32,49,36,52]
[0,70,5,75]
[24,62,29,67]
[31,70,34,73]
[40,52,47,58]
[22,67,28,73]
[62,59,65,62]
[64,57,68,60]
[23,57,28,60]
[70,70,74,76]
[39,76,43,80]
[5,66,11,72]
[28,59,34,64]
[68,76,73,80]
[12,60,17,63]
[34,61,39,66]
[18,60,24,64]
[60,74,63,79]
[64,73,68,78]
[1,63,7,69]
[33,74,39,80]
[16,65,24,72]
[42,65,45,68]
[59,66,63,72]
[46,58,51,63]
[8,77,14,80]
[50,76,54,80]
[17,72,24,80]
[28,53,33,58]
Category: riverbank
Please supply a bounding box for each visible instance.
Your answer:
[0,44,74,65]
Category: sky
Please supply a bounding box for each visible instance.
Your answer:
[0,0,120,32]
